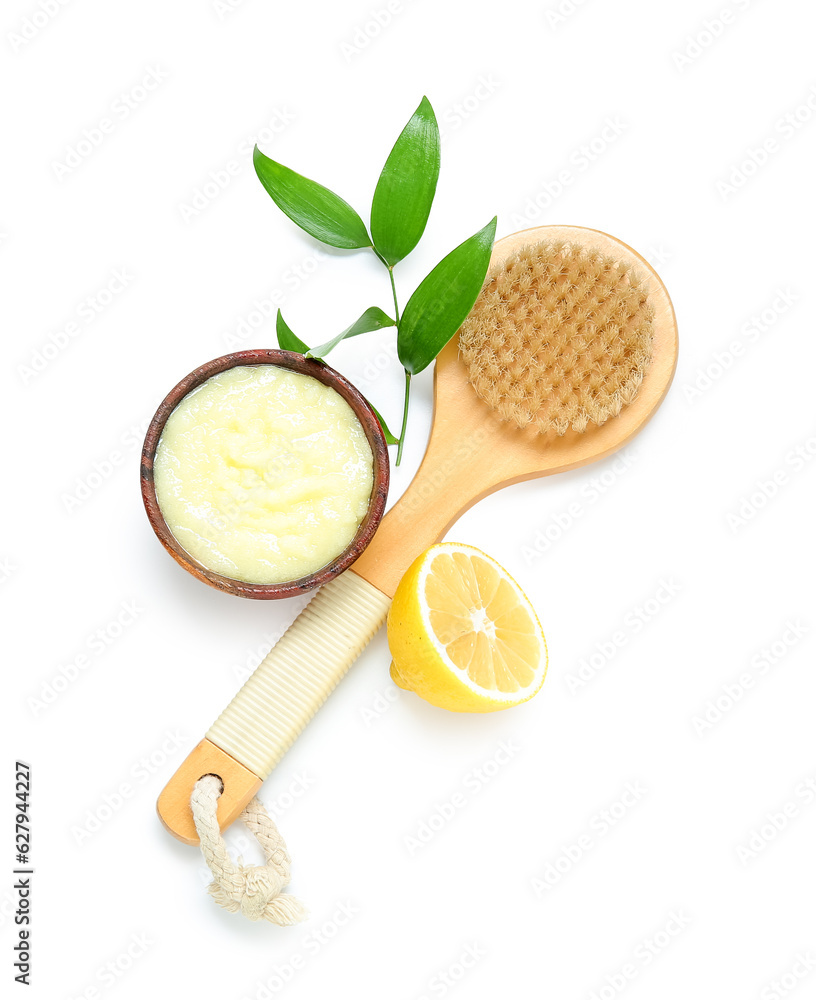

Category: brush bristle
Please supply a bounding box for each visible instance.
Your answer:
[458,240,655,435]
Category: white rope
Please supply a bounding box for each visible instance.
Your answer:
[190,775,307,925]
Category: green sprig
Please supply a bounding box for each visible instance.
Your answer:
[253,96,495,465]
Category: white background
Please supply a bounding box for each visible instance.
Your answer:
[3,0,815,997]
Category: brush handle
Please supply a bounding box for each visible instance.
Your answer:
[158,571,390,843]
[157,385,495,843]
[207,571,390,777]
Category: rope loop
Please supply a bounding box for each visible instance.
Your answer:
[190,775,307,925]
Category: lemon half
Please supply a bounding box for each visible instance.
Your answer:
[387,543,548,712]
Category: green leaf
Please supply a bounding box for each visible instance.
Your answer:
[306,306,396,359]
[397,216,497,374]
[276,310,310,354]
[371,96,441,267]
[253,145,371,250]
[368,402,399,445]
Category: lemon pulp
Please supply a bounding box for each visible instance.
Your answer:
[388,543,547,712]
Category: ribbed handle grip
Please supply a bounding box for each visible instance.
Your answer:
[206,570,391,779]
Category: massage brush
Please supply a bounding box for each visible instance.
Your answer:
[159,224,678,842]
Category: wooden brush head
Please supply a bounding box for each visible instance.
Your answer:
[352,225,678,598]
[459,240,654,435]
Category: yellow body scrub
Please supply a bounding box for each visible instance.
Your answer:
[153,365,374,585]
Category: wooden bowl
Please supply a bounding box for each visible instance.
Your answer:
[140,349,390,599]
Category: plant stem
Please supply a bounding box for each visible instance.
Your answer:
[387,266,401,324]
[382,260,410,465]
[374,258,410,464]
[396,369,411,466]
